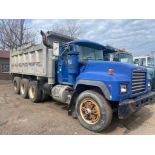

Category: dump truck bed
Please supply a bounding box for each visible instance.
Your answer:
[10,44,49,77]
[10,31,74,82]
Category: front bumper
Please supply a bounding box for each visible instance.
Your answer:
[118,91,155,119]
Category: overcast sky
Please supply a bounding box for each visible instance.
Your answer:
[30,19,155,56]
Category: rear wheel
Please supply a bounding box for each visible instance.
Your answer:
[41,89,50,102]
[41,83,51,102]
[76,90,112,132]
[28,81,42,103]
[13,77,21,94]
[20,79,29,98]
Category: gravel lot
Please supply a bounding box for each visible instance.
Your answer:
[0,80,155,135]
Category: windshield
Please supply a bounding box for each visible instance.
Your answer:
[118,53,133,64]
[103,52,133,64]
[147,57,155,66]
[76,45,103,60]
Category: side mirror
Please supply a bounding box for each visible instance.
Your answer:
[53,42,59,57]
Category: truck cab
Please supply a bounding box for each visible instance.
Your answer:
[57,40,105,85]
[134,56,155,89]
[55,39,155,130]
[11,31,155,132]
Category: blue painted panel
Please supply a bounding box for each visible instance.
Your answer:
[56,40,149,102]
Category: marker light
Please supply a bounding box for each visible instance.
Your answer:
[108,69,114,75]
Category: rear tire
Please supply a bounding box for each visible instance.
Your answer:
[28,81,42,103]
[20,79,29,98]
[41,89,50,102]
[75,90,112,132]
[41,83,51,102]
[13,77,21,94]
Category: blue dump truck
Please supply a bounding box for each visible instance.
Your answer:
[10,31,155,132]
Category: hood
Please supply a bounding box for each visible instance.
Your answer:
[77,60,148,101]
[82,60,146,75]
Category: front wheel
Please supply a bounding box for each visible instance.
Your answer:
[75,90,112,132]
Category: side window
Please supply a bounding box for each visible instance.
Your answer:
[69,44,74,51]
[61,46,69,64]
[61,45,73,61]
[62,50,68,60]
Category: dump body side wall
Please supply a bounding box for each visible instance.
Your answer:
[10,44,52,78]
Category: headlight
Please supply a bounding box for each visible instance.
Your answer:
[148,81,151,87]
[120,84,128,93]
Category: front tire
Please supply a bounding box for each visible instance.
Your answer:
[75,90,112,132]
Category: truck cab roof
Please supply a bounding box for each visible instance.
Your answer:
[63,40,106,50]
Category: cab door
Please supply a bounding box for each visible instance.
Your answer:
[57,46,69,83]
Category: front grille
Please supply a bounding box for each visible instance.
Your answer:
[132,70,146,95]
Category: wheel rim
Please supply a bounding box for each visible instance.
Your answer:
[20,83,25,94]
[14,81,17,91]
[29,86,35,99]
[80,98,101,124]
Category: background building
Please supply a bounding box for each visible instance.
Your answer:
[0,50,10,80]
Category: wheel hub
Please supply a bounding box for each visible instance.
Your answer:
[86,108,91,114]
[80,98,101,124]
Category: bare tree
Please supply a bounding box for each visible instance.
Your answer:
[0,19,35,50]
[65,20,81,38]
[52,20,81,38]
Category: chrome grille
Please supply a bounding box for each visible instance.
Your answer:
[132,70,146,95]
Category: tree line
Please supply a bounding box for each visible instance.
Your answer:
[0,19,81,51]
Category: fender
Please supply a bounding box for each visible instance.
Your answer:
[74,80,112,100]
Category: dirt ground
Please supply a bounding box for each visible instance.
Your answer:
[0,80,155,135]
